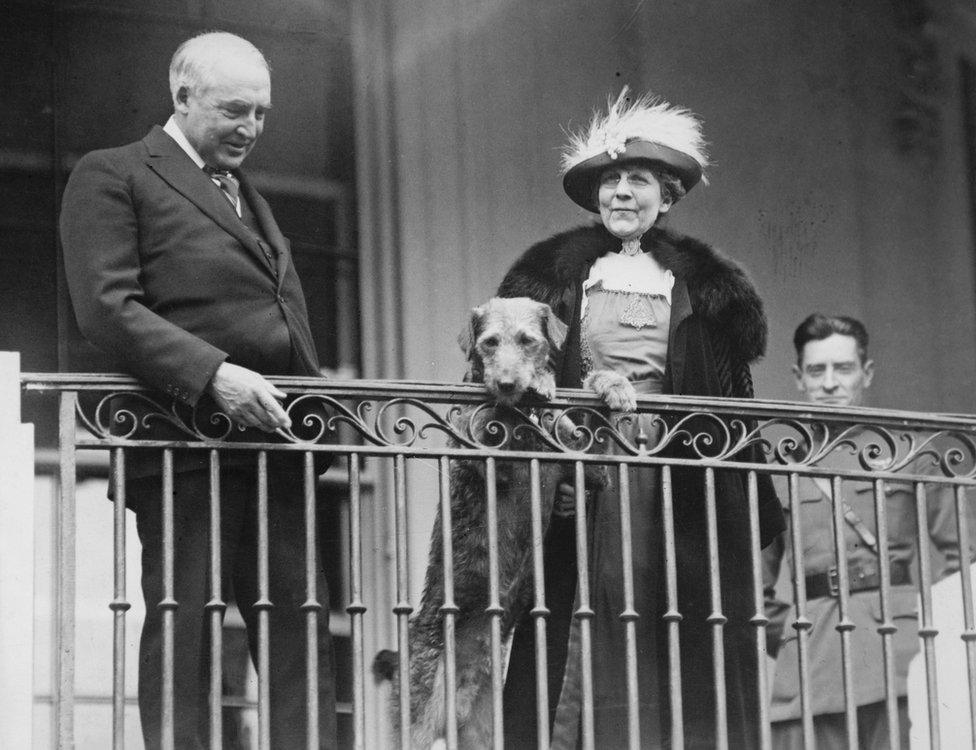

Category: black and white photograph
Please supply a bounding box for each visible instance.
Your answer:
[1,1,976,748]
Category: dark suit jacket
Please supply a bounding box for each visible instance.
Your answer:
[60,125,324,478]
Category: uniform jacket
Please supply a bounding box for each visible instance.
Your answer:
[497,223,785,748]
[60,125,323,477]
[763,434,965,720]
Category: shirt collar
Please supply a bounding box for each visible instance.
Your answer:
[163,115,206,170]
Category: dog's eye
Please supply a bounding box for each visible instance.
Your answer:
[479,335,499,349]
[517,333,540,347]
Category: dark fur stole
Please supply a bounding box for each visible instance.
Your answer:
[497,223,768,364]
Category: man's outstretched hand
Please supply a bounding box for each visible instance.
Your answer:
[207,362,291,432]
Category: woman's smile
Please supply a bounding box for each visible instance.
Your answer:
[597,165,672,240]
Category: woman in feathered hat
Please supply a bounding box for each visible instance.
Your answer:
[497,89,785,748]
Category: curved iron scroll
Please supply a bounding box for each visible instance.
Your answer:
[69,389,976,480]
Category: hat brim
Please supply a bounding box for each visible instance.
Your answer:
[562,140,704,213]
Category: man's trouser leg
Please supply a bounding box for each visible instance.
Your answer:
[133,466,339,749]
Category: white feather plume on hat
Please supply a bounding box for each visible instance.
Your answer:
[560,87,710,184]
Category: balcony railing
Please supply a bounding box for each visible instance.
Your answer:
[13,370,976,750]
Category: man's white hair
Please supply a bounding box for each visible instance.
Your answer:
[168,31,269,103]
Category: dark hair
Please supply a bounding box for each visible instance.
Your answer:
[793,313,869,364]
[651,165,686,205]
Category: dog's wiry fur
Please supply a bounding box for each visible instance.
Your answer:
[458,296,567,404]
[378,297,601,749]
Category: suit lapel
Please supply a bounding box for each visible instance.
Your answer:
[142,126,277,278]
[237,173,289,283]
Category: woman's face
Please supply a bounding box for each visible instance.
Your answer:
[597,165,672,240]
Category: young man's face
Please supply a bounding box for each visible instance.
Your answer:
[793,333,874,407]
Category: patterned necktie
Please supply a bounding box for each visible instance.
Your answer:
[204,166,240,209]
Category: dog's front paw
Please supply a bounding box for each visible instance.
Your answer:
[530,372,557,403]
[584,370,637,412]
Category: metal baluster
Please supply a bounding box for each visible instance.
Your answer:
[745,471,771,750]
[347,455,367,750]
[785,472,814,749]
[303,452,321,750]
[160,449,176,750]
[954,485,976,749]
[872,478,899,750]
[207,450,224,750]
[915,482,940,750]
[393,454,412,750]
[256,451,272,750]
[529,458,550,750]
[439,456,459,750]
[616,463,641,750]
[660,465,683,749]
[484,457,505,750]
[703,468,728,750]
[828,475,858,748]
[574,460,595,750]
[111,448,130,750]
[56,391,77,749]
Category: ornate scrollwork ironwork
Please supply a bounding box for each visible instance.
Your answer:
[67,385,976,481]
[761,418,976,480]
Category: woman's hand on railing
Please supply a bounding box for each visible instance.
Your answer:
[207,362,292,432]
[553,481,577,518]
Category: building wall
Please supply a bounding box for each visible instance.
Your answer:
[348,1,976,619]
[358,0,976,414]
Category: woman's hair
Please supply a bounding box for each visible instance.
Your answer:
[793,313,869,364]
[653,166,686,205]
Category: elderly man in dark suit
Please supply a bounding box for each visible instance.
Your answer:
[60,31,337,749]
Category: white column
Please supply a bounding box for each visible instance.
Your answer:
[0,351,35,749]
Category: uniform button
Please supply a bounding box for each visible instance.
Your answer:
[277,294,284,303]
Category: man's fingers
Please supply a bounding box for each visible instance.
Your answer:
[239,404,278,433]
[257,389,291,430]
[207,365,291,431]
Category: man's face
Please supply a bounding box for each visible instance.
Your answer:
[175,56,271,171]
[794,333,874,407]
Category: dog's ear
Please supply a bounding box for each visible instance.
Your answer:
[459,304,487,382]
[458,304,487,357]
[540,303,568,353]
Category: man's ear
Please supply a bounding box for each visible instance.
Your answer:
[862,359,875,389]
[174,86,190,111]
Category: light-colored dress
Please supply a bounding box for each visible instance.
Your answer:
[553,250,675,748]
[580,248,672,389]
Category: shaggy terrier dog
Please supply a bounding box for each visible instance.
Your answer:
[376,297,615,749]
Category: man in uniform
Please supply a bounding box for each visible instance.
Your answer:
[764,313,964,749]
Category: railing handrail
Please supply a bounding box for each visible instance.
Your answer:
[20,371,976,432]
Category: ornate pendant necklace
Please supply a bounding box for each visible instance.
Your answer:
[620,238,642,256]
[615,236,658,328]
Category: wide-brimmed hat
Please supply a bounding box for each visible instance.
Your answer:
[561,88,709,213]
